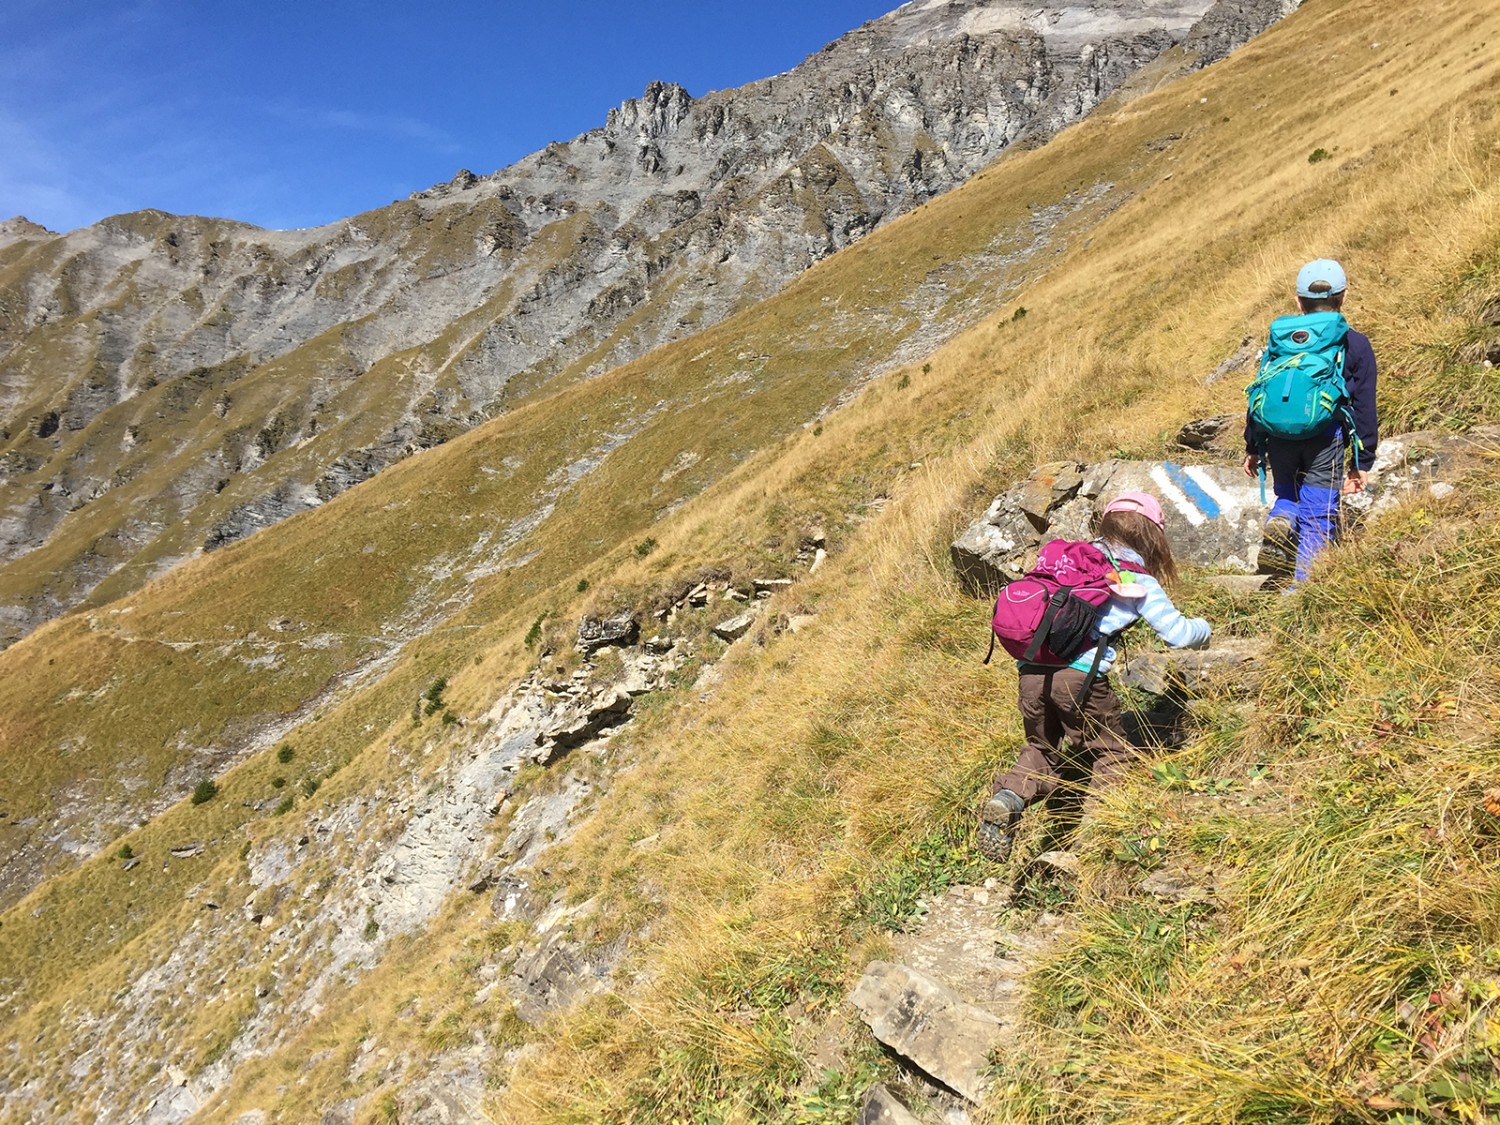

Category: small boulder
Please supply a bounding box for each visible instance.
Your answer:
[712,612,757,642]
[576,611,639,653]
[1117,637,1268,699]
[1176,414,1241,456]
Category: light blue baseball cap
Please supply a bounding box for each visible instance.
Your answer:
[1297,258,1347,298]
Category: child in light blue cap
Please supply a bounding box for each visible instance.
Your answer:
[1242,259,1380,584]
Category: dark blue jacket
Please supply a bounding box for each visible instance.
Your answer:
[1244,326,1378,471]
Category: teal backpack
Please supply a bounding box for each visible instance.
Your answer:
[1245,311,1360,500]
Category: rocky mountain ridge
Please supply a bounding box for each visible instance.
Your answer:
[0,0,1296,648]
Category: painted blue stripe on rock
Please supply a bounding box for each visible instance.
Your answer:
[1162,462,1222,520]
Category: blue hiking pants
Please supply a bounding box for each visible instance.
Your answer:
[1265,429,1344,583]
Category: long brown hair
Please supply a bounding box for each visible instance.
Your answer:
[1096,509,1180,589]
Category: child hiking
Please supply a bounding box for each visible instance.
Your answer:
[978,492,1211,863]
[1243,258,1379,584]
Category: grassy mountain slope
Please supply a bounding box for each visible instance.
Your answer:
[3,0,1500,1120]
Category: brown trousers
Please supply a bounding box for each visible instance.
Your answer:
[991,667,1137,806]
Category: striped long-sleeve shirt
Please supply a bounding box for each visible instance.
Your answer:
[1066,542,1211,674]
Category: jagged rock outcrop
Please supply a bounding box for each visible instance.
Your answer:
[1183,0,1304,58]
[0,0,1297,648]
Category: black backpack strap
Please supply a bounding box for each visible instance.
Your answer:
[1074,627,1124,708]
[983,631,997,666]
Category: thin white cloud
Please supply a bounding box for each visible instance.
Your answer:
[290,105,463,155]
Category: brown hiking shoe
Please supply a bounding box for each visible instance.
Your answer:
[977,789,1024,863]
[977,821,1014,863]
[1257,515,1297,575]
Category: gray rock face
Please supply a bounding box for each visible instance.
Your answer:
[1183,0,1304,59]
[576,611,640,653]
[0,0,1297,648]
[850,961,1006,1103]
[1343,426,1500,523]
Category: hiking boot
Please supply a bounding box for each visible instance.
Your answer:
[977,789,1024,863]
[1257,515,1297,575]
[977,820,1014,863]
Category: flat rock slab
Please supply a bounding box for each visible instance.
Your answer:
[858,1084,924,1125]
[712,611,757,641]
[1140,866,1220,904]
[1117,637,1269,699]
[850,960,1005,1102]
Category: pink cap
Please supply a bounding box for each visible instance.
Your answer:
[1102,490,1165,528]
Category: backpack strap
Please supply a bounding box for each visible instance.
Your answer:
[1073,625,1126,709]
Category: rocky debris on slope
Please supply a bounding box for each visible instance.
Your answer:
[953,422,1496,596]
[505,895,628,1023]
[17,566,808,1121]
[1343,425,1500,521]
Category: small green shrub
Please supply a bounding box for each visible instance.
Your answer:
[896,373,911,390]
[273,797,294,815]
[423,677,448,715]
[190,779,218,806]
[116,844,134,861]
[524,617,545,648]
[271,776,286,789]
[276,745,295,764]
[576,578,590,593]
[441,710,460,726]
[301,777,320,798]
[634,537,658,557]
[1309,147,1331,163]
[1012,306,1028,321]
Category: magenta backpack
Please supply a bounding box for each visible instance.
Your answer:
[984,540,1146,668]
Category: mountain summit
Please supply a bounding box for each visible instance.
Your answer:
[0,0,1291,651]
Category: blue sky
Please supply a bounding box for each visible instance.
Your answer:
[2,0,897,234]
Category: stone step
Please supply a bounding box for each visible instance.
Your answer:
[1117,637,1270,699]
[849,961,1006,1103]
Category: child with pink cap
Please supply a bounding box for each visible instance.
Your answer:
[979,490,1211,862]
